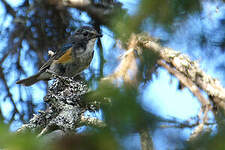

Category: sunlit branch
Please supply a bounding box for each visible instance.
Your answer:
[189,104,211,141]
[103,34,138,85]
[103,32,225,142]
[137,33,225,112]
[157,60,210,108]
[79,115,106,128]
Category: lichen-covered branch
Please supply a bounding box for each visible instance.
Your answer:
[17,76,103,136]
[136,33,225,111]
[157,60,213,140]
[110,33,225,112]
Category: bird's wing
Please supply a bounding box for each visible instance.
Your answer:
[39,43,73,72]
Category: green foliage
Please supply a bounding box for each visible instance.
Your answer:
[90,81,158,135]
[49,129,121,150]
[0,124,42,150]
[0,123,120,150]
[111,0,201,41]
[140,0,201,25]
[1,0,224,149]
[185,114,225,150]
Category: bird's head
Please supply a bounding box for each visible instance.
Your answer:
[73,26,102,41]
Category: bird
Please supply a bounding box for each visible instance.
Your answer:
[16,26,102,86]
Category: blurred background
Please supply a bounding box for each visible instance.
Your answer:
[0,0,225,149]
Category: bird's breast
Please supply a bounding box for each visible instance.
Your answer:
[49,39,96,77]
[86,38,96,53]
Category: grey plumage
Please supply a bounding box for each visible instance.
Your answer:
[16,26,102,86]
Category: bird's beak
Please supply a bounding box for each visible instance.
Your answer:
[95,33,103,38]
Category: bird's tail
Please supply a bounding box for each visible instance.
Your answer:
[16,73,41,86]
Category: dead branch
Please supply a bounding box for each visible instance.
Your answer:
[106,33,225,112]
[136,33,225,111]
[140,128,154,150]
[103,34,153,150]
[160,115,215,128]
[103,34,138,85]
[157,60,210,108]
[103,33,225,142]
[158,60,213,140]
[189,104,210,141]
[47,0,122,25]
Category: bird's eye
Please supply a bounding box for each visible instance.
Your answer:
[83,31,88,36]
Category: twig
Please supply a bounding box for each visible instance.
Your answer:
[103,34,153,150]
[103,34,138,84]
[37,126,50,138]
[1,0,16,17]
[79,115,106,128]
[96,24,105,79]
[161,120,215,129]
[139,128,154,150]
[189,105,210,141]
[157,60,210,108]
[0,66,24,121]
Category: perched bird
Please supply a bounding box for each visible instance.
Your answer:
[16,26,102,86]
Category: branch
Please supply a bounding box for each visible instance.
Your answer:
[157,60,210,108]
[139,128,154,150]
[160,117,215,129]
[189,104,210,141]
[1,0,16,17]
[136,33,225,111]
[158,60,213,140]
[47,0,122,25]
[103,35,153,150]
[103,34,138,85]
[79,115,106,128]
[16,76,102,136]
[102,33,225,142]
[105,33,225,112]
[0,66,24,122]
